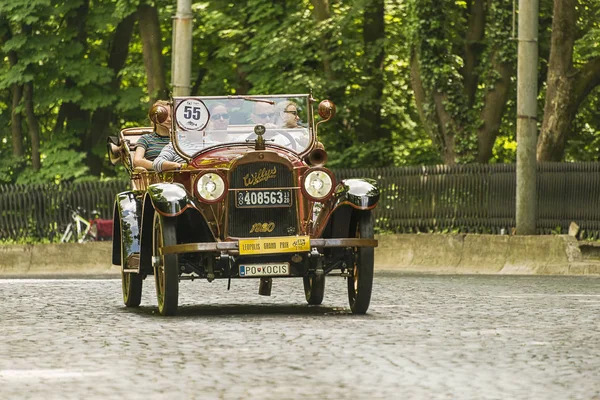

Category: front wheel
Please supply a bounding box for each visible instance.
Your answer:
[121,222,142,307]
[121,269,143,307]
[347,211,374,314]
[153,213,179,316]
[303,274,325,305]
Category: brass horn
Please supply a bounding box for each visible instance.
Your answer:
[305,147,328,167]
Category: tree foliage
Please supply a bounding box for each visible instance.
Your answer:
[0,0,599,184]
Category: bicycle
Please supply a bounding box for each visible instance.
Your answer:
[60,207,96,243]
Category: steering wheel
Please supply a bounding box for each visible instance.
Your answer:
[247,130,298,150]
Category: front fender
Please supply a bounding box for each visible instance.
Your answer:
[139,183,217,274]
[333,178,380,209]
[146,182,194,216]
[111,191,143,266]
[313,178,379,237]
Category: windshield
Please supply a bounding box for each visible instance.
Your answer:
[171,95,313,157]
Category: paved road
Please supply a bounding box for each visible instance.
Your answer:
[1,274,599,400]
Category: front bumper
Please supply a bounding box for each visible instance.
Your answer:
[160,238,377,256]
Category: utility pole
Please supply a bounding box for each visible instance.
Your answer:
[515,0,538,235]
[172,0,192,96]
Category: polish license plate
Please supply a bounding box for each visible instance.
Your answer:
[239,236,310,255]
[236,189,292,208]
[239,263,290,277]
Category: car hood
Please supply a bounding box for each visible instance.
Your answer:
[188,145,306,170]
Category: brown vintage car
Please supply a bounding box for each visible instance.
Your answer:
[108,94,380,316]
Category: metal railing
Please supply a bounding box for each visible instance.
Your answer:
[2,163,600,241]
[334,162,600,238]
[0,181,128,241]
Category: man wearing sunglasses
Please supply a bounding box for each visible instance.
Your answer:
[250,102,277,128]
[209,103,230,132]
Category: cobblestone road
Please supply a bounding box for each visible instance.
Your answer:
[1,274,599,400]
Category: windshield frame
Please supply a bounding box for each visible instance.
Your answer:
[170,94,314,161]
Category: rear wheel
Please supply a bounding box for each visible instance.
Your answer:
[303,274,325,305]
[153,213,179,316]
[347,211,374,314]
[121,220,142,307]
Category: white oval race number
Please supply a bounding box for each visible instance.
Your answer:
[175,99,209,131]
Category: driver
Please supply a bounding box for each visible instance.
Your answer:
[250,102,277,127]
[249,101,298,149]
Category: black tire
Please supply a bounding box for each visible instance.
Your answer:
[153,213,179,316]
[347,211,374,314]
[121,269,143,307]
[121,220,142,307]
[303,274,325,305]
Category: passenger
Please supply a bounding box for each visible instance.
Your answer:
[272,101,309,150]
[277,101,301,128]
[133,100,172,170]
[152,142,189,172]
[153,104,231,172]
[209,103,230,132]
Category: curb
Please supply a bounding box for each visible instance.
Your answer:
[374,234,600,275]
[1,234,600,277]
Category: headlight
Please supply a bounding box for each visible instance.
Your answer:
[302,168,334,201]
[195,172,226,203]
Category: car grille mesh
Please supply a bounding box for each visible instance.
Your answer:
[228,162,297,238]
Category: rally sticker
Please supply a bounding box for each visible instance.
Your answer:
[175,99,210,131]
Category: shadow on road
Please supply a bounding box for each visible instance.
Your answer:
[121,303,361,318]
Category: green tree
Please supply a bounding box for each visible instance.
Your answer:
[407,0,516,165]
[537,0,600,161]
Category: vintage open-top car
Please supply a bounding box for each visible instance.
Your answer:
[108,94,380,316]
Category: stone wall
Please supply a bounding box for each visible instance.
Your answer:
[1,235,599,277]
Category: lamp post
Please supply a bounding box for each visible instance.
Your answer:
[516,0,539,235]
[172,0,192,97]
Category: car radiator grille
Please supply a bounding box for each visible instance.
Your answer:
[227,162,298,238]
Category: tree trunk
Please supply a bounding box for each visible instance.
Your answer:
[462,0,486,106]
[8,47,24,158]
[536,0,577,161]
[410,53,457,165]
[138,3,168,104]
[355,0,390,145]
[86,13,136,176]
[1,18,25,157]
[309,0,345,105]
[475,54,513,163]
[310,0,332,77]
[52,1,91,143]
[310,0,330,21]
[22,83,41,171]
[536,0,600,162]
[11,83,24,157]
